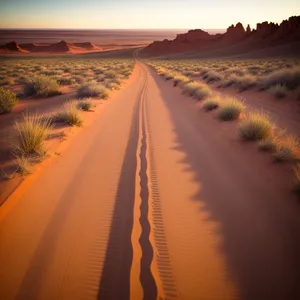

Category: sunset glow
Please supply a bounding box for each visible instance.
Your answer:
[1,0,299,29]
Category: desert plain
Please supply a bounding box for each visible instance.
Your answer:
[0,13,300,300]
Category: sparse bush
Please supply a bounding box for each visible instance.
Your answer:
[173,75,191,87]
[202,96,220,111]
[268,84,288,99]
[57,77,75,86]
[238,112,273,140]
[205,71,223,83]
[56,101,83,127]
[260,67,300,90]
[273,135,299,162]
[77,83,110,99]
[0,87,18,114]
[218,98,245,121]
[194,85,212,100]
[221,74,241,88]
[77,99,93,111]
[73,75,85,84]
[15,113,52,154]
[15,155,32,176]
[182,82,212,100]
[258,137,277,152]
[23,76,61,97]
[226,67,245,76]
[237,75,257,91]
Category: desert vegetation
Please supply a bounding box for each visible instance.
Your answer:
[148,58,300,99]
[149,58,300,197]
[0,57,135,182]
[0,87,18,113]
[0,57,135,100]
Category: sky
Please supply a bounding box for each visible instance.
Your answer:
[0,0,299,29]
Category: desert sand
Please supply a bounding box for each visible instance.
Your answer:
[1,59,300,300]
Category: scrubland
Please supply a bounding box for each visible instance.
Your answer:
[148,58,300,196]
[0,57,135,199]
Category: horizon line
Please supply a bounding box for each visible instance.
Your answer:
[0,28,226,31]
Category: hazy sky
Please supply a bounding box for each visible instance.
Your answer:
[0,0,299,29]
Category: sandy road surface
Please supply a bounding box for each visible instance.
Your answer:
[1,61,300,300]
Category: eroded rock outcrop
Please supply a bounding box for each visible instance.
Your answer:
[0,41,28,53]
[142,15,300,57]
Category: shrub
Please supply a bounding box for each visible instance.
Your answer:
[77,83,110,99]
[77,99,93,111]
[194,85,212,100]
[23,76,61,97]
[221,74,241,88]
[260,67,300,90]
[226,67,245,76]
[56,101,83,127]
[73,75,85,84]
[0,87,18,114]
[258,137,277,152]
[236,75,257,91]
[15,155,32,176]
[273,135,299,162]
[202,96,220,111]
[238,112,273,140]
[15,113,52,154]
[173,75,191,87]
[182,82,212,100]
[205,71,223,83]
[57,77,75,86]
[268,84,288,99]
[164,72,175,80]
[218,98,245,121]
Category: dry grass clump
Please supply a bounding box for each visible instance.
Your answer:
[77,83,110,99]
[268,84,288,99]
[182,82,212,100]
[236,75,257,91]
[57,77,75,86]
[173,75,191,87]
[218,98,245,121]
[0,87,18,114]
[273,134,299,162]
[23,76,61,97]
[202,96,220,111]
[220,74,241,88]
[226,67,245,76]
[15,155,33,176]
[260,67,300,90]
[56,101,83,127]
[204,71,223,83]
[15,113,52,154]
[77,99,93,111]
[258,137,278,152]
[238,112,273,140]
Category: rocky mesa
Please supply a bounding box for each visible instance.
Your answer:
[141,16,300,57]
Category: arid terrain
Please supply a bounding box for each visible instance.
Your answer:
[1,15,300,300]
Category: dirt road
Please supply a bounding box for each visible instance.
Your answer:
[1,62,300,300]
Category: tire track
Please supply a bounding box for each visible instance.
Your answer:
[142,64,179,300]
[138,66,158,300]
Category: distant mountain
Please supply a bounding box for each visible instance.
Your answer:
[0,40,100,54]
[141,16,300,58]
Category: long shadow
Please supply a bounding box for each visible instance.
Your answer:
[150,68,300,300]
[97,99,140,300]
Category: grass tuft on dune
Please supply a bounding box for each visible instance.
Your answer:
[238,112,273,141]
[15,113,52,155]
[218,98,245,121]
